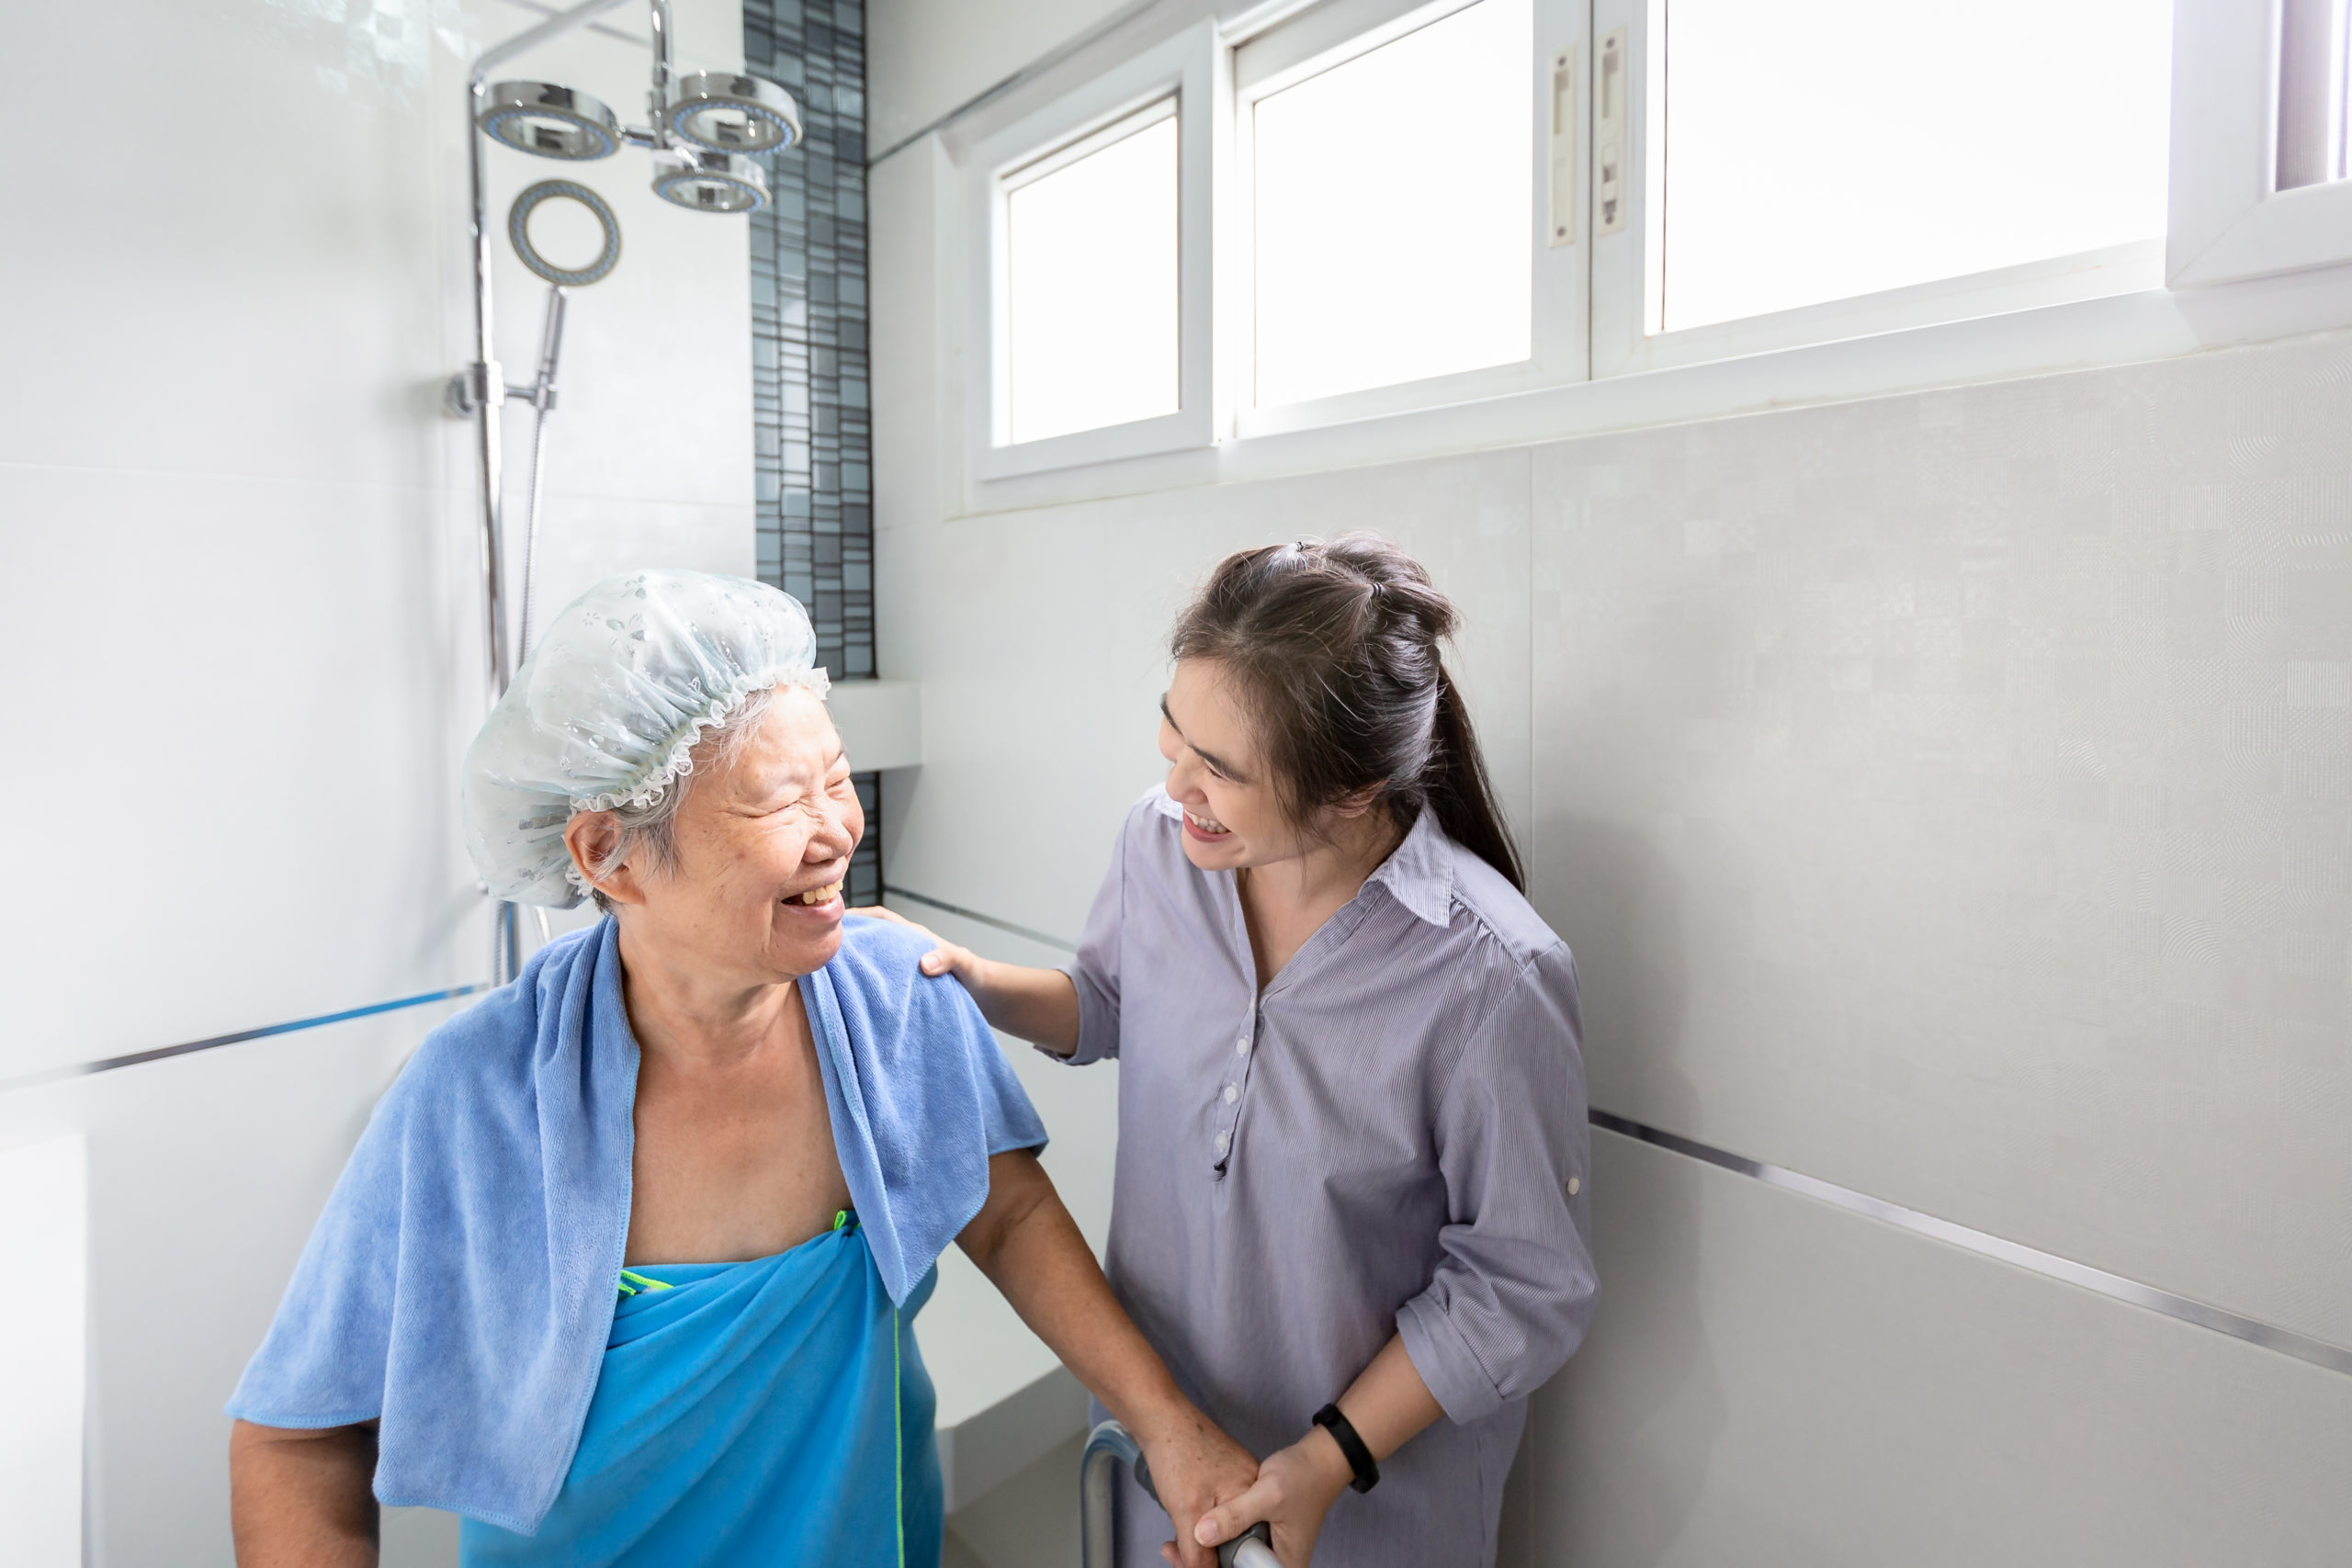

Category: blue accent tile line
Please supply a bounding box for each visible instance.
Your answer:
[0,985,488,1096]
[744,0,880,905]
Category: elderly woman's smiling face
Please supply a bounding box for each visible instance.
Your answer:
[569,683,863,982]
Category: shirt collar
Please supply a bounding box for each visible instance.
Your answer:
[1367,807,1454,928]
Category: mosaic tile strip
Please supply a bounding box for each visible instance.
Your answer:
[743,0,872,682]
[742,0,879,899]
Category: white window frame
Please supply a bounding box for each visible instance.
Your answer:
[1222,0,1589,441]
[2169,0,2352,286]
[941,0,2352,503]
[964,26,1217,481]
[1587,0,2172,379]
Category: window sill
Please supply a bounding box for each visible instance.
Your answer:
[953,255,2352,519]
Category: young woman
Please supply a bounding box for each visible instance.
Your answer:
[874,536,1596,1567]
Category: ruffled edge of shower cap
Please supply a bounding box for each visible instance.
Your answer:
[570,661,835,818]
[462,570,832,908]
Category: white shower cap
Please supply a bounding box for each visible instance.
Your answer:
[463,569,831,908]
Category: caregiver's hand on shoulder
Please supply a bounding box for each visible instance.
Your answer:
[1189,1427,1353,1568]
[1133,1400,1260,1568]
[850,905,1083,1055]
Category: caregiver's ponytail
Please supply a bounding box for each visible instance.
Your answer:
[1170,534,1526,892]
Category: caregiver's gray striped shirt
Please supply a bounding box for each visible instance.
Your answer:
[1058,789,1597,1568]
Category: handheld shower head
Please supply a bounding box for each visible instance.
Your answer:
[479,81,623,161]
[509,181,622,287]
[667,72,802,154]
[651,148,768,213]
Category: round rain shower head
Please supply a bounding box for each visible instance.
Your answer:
[667,72,802,154]
[651,149,768,214]
[480,81,622,161]
[509,180,622,286]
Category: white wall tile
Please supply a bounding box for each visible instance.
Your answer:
[866,0,1134,155]
[876,451,1534,938]
[0,1004,458,1566]
[870,141,944,542]
[0,1135,86,1568]
[1503,1132,2352,1567]
[1529,337,2352,1347]
[0,0,761,1557]
[1,0,445,490]
[0,467,478,1080]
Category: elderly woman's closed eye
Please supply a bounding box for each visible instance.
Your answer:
[225,571,1255,1568]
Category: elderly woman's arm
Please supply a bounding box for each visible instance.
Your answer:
[959,1150,1253,1568]
[230,1418,379,1566]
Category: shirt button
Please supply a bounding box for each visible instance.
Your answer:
[1235,1037,1250,1056]
[1214,1131,1230,1156]
[1567,1177,1581,1196]
[1223,1084,1238,1104]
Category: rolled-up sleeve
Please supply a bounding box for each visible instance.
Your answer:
[1056,809,1131,1066]
[1395,942,1597,1425]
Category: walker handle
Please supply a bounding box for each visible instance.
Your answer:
[1081,1419,1278,1568]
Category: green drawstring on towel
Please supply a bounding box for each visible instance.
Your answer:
[893,1302,904,1568]
[616,1269,673,1298]
[617,1213,856,1297]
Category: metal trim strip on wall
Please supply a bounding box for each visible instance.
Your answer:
[1589,1110,2352,1378]
[24,883,2350,1382]
[888,885,2352,1379]
[0,985,485,1097]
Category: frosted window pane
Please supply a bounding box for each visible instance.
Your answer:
[1004,114,1180,446]
[1253,0,1533,408]
[1660,0,2173,332]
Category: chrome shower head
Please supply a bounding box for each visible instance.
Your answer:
[667,72,802,154]
[480,82,623,161]
[651,149,768,213]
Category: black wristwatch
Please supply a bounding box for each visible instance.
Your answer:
[1311,1403,1381,1494]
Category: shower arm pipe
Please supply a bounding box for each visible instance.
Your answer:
[471,0,642,88]
[647,0,677,131]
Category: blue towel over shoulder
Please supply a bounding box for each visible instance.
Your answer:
[227,915,1046,1535]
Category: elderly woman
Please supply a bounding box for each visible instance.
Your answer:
[225,571,1253,1567]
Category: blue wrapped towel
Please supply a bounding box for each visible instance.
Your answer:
[227,915,1045,1535]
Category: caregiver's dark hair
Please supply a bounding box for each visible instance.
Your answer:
[1170,534,1526,892]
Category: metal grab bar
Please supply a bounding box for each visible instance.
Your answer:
[1081,1420,1279,1568]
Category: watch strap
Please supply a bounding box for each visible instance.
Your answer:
[1311,1403,1380,1494]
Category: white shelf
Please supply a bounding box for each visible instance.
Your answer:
[828,678,923,772]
